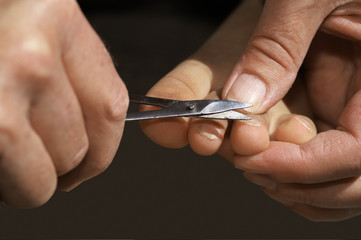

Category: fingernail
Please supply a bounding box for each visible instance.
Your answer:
[73,145,88,164]
[294,116,314,133]
[226,74,266,113]
[199,131,218,140]
[243,172,277,191]
[196,123,222,141]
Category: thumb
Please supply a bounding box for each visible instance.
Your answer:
[223,0,334,113]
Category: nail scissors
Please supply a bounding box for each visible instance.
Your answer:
[126,94,251,121]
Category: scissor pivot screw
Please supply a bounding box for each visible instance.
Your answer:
[187,103,195,110]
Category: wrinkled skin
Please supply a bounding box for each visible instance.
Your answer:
[0,0,128,208]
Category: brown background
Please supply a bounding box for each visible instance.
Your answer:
[0,1,360,239]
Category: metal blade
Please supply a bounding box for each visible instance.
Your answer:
[126,98,252,121]
[129,94,178,108]
[195,110,251,120]
[200,100,252,115]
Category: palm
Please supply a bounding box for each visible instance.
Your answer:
[303,32,361,132]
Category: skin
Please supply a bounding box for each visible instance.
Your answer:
[3,0,360,222]
[141,0,361,221]
[225,0,361,221]
[0,0,128,208]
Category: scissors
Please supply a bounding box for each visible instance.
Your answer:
[126,94,252,121]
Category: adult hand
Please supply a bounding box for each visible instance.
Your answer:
[0,0,128,208]
[140,0,315,203]
[224,0,361,221]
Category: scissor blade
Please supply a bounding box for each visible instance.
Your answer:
[126,107,194,121]
[199,100,251,114]
[195,110,251,120]
[129,94,177,108]
[126,99,251,121]
[126,109,251,121]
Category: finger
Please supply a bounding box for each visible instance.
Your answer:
[0,92,56,208]
[235,133,356,184]
[140,0,263,149]
[222,0,337,113]
[188,91,228,156]
[235,131,360,183]
[2,22,89,177]
[140,60,213,149]
[229,101,316,156]
[273,114,317,144]
[230,116,269,156]
[289,205,361,222]
[57,2,128,190]
[264,190,361,222]
[187,119,226,156]
[230,101,290,156]
[230,113,316,158]
[245,173,361,209]
[234,90,361,183]
[29,66,88,176]
[217,133,234,163]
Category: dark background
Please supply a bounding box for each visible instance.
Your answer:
[1,1,360,239]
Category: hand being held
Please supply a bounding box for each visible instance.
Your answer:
[0,0,128,208]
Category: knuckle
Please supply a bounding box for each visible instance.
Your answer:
[248,34,299,74]
[103,82,129,122]
[3,173,56,209]
[5,31,57,88]
[10,35,56,86]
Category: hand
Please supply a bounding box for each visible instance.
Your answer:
[0,0,128,208]
[223,0,361,221]
[139,0,315,214]
[140,0,262,149]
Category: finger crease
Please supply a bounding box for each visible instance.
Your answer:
[251,35,298,74]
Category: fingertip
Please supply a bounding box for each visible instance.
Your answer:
[274,115,317,144]
[2,166,57,209]
[57,180,81,192]
[230,117,270,155]
[188,119,226,156]
[0,126,58,209]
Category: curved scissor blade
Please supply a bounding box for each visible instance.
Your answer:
[199,100,252,114]
[195,110,251,120]
[126,106,207,121]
